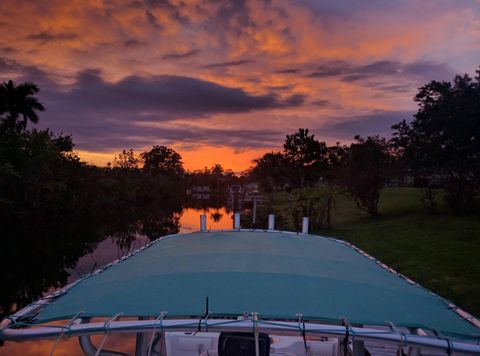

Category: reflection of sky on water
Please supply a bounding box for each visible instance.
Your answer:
[179,207,233,233]
[69,207,233,282]
[67,234,151,283]
[2,333,137,356]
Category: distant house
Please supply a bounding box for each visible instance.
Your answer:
[228,185,242,194]
[186,186,211,200]
[243,182,259,191]
[227,183,264,210]
[191,186,210,193]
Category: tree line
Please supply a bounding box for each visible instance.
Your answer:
[2,65,480,225]
[249,68,480,217]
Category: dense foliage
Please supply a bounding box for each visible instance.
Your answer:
[141,145,185,176]
[250,130,390,217]
[283,128,327,188]
[335,136,392,216]
[391,70,480,214]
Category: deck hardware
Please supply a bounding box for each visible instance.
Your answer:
[433,328,454,355]
[49,311,84,356]
[147,311,167,356]
[197,297,210,333]
[296,313,308,354]
[387,321,409,355]
[95,313,123,356]
[341,317,352,356]
[252,312,260,356]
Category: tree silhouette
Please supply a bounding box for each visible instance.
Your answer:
[113,149,139,170]
[141,145,184,176]
[336,135,392,216]
[252,152,291,192]
[391,68,480,214]
[0,80,45,132]
[283,128,326,188]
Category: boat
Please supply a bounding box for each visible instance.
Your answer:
[1,216,480,355]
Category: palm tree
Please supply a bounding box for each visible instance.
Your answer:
[0,80,45,131]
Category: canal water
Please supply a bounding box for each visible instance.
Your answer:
[0,206,234,355]
[69,207,233,284]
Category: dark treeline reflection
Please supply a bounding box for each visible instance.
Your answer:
[0,127,186,319]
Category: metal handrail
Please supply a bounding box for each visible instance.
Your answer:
[1,318,480,354]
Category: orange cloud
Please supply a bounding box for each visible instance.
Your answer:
[1,0,479,171]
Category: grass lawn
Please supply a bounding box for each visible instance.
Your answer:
[267,187,480,317]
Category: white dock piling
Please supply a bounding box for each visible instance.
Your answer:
[302,217,309,234]
[234,213,241,229]
[268,214,275,230]
[200,214,207,232]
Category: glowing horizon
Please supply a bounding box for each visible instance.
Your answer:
[76,145,273,172]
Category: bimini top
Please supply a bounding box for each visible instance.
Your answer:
[32,230,479,340]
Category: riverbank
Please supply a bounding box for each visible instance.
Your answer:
[268,187,480,317]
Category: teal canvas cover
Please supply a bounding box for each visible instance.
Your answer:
[35,231,480,340]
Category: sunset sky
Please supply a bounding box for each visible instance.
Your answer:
[1,0,479,171]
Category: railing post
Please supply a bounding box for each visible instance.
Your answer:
[268,214,275,230]
[302,217,309,234]
[234,213,241,229]
[200,214,207,232]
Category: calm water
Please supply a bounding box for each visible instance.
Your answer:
[68,207,233,284]
[0,206,233,355]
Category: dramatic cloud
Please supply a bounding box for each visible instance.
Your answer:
[305,61,349,78]
[21,69,305,152]
[318,111,413,140]
[26,31,78,42]
[69,124,284,152]
[305,60,453,83]
[275,68,302,74]
[145,10,163,29]
[203,60,252,69]
[341,60,454,83]
[162,49,200,60]
[311,99,331,107]
[0,0,479,169]
[124,39,146,48]
[46,70,304,116]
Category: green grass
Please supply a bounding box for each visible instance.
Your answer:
[270,187,480,317]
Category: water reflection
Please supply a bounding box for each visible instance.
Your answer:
[0,200,183,319]
[179,207,232,232]
[2,334,136,356]
[0,195,232,355]
[67,207,232,284]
